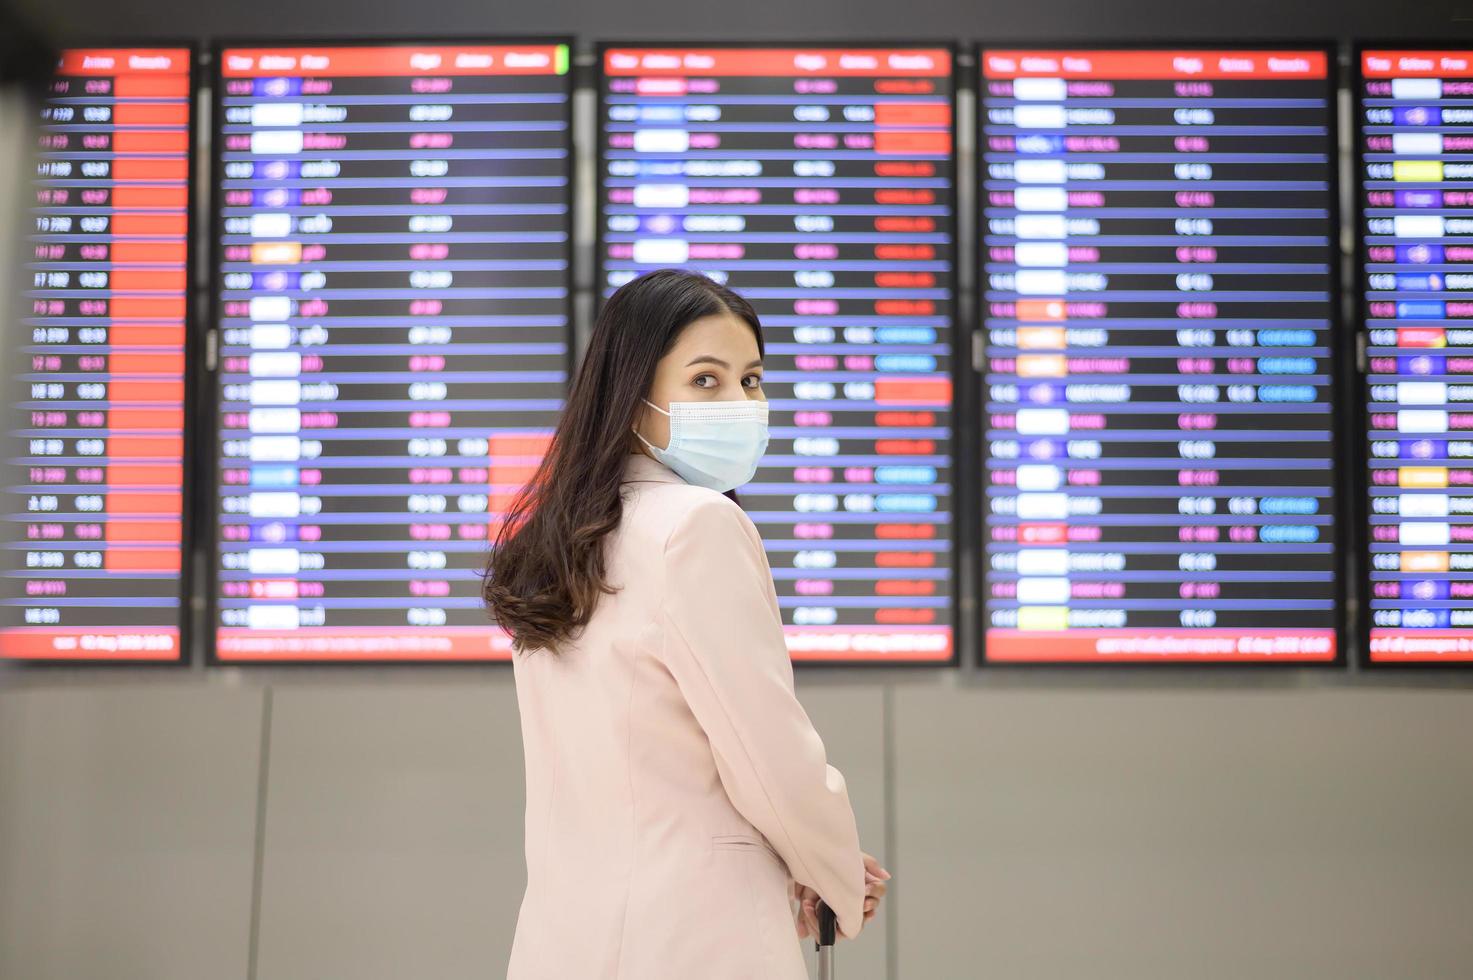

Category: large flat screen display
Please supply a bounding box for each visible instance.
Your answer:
[978,47,1342,664]
[211,40,572,662]
[1360,47,1473,665]
[2,47,193,663]
[599,44,957,664]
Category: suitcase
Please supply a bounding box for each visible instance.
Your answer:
[814,900,837,979]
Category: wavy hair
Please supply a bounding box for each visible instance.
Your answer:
[482,269,764,654]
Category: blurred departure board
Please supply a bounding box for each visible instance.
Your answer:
[978,47,1342,664]
[1361,47,1473,665]
[1,47,193,662]
[212,40,572,662]
[600,44,957,664]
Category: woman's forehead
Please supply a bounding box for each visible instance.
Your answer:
[669,313,760,355]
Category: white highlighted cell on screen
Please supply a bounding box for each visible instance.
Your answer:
[1015,214,1067,239]
[633,239,689,264]
[250,325,293,350]
[249,352,302,378]
[1017,492,1068,520]
[1015,464,1062,491]
[1400,522,1451,546]
[251,103,303,127]
[1393,132,1444,155]
[1017,606,1069,631]
[633,129,690,153]
[249,213,292,239]
[1017,549,1069,576]
[248,492,301,519]
[1398,382,1449,405]
[248,296,291,322]
[249,408,301,434]
[251,130,303,155]
[250,380,301,405]
[1397,410,1450,434]
[1016,270,1068,295]
[1015,187,1067,211]
[1391,78,1442,100]
[1395,160,1444,182]
[246,605,301,631]
[1015,242,1068,267]
[1394,215,1445,239]
[247,549,301,575]
[249,436,301,462]
[1016,408,1070,435]
[1013,104,1066,128]
[1013,77,1067,101]
[1017,577,1070,604]
[633,184,689,209]
[1400,493,1450,518]
[1014,159,1067,184]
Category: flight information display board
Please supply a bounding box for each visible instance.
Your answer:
[1361,48,1473,665]
[1,47,193,663]
[212,40,572,662]
[599,44,957,664]
[979,47,1342,664]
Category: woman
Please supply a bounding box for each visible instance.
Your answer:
[484,269,889,979]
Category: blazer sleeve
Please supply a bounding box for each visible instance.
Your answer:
[656,496,867,939]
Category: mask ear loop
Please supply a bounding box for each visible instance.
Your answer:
[631,399,670,452]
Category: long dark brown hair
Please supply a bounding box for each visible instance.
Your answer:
[483,269,764,654]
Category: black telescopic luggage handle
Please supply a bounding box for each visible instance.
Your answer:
[815,900,837,979]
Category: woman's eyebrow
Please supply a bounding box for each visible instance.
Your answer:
[684,355,764,369]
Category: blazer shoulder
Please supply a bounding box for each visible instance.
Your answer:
[622,481,758,555]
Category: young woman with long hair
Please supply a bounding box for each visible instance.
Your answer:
[484,268,889,979]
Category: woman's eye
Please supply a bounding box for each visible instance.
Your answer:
[743,375,763,388]
[693,374,715,388]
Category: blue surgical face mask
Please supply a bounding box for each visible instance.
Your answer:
[633,398,769,492]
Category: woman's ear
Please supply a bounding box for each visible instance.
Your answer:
[629,401,650,452]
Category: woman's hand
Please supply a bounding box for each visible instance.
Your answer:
[793,880,820,938]
[792,853,893,938]
[861,851,891,925]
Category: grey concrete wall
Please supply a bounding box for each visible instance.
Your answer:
[0,685,262,980]
[3,675,1472,979]
[892,683,1473,980]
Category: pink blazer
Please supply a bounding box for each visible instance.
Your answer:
[506,451,867,979]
